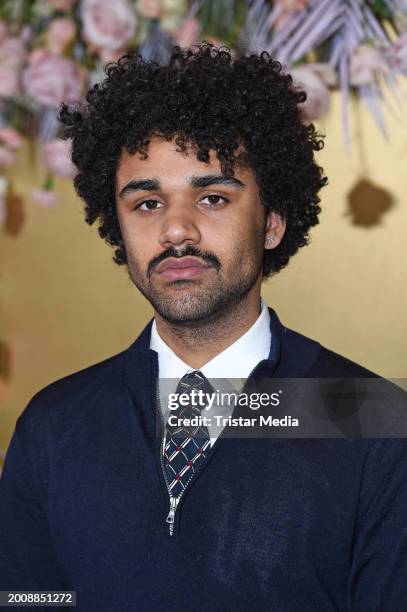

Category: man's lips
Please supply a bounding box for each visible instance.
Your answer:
[155,257,212,280]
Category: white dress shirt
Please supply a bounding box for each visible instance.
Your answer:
[150,297,271,447]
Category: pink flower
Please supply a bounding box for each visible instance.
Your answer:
[290,63,336,122]
[384,31,407,76]
[31,188,59,208]
[81,0,137,51]
[350,45,389,87]
[41,139,77,178]
[48,0,76,10]
[47,17,76,55]
[23,54,87,107]
[0,146,16,167]
[175,16,201,49]
[0,126,23,150]
[0,37,27,70]
[0,69,20,98]
[28,48,48,66]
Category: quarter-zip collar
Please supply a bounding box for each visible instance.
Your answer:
[123,306,322,439]
[122,306,322,537]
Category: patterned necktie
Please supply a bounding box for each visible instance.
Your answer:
[163,370,212,498]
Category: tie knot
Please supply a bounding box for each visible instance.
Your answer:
[176,370,213,396]
[167,370,212,443]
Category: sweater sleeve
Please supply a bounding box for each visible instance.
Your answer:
[348,441,407,612]
[0,420,66,590]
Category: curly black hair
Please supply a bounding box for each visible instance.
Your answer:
[59,42,327,278]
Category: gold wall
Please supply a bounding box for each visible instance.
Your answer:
[1,91,406,457]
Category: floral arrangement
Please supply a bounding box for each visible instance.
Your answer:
[0,0,406,217]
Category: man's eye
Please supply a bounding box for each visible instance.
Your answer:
[201,195,228,208]
[136,200,163,211]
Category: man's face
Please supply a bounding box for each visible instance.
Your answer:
[115,136,269,324]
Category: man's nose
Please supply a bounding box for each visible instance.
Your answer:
[158,206,201,248]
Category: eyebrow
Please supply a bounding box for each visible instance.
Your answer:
[118,174,246,200]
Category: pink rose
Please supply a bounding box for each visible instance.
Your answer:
[81,0,137,51]
[23,54,87,107]
[28,48,48,66]
[48,0,76,10]
[0,146,16,167]
[384,31,407,76]
[0,126,23,150]
[47,17,76,55]
[350,45,389,87]
[0,37,27,70]
[31,189,59,208]
[290,63,336,122]
[0,68,20,98]
[41,139,77,178]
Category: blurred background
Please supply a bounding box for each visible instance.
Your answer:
[1,0,407,468]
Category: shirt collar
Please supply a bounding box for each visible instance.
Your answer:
[150,297,271,379]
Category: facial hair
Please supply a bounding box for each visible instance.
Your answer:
[126,236,264,326]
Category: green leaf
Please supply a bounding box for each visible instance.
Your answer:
[370,0,391,20]
[42,173,54,191]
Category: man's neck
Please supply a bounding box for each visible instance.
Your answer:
[153,290,263,369]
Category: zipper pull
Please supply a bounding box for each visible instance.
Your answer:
[166,496,178,536]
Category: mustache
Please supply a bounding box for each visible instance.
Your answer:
[147,245,221,278]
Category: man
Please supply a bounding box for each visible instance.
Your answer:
[1,44,406,611]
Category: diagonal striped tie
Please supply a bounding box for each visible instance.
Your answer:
[163,370,212,498]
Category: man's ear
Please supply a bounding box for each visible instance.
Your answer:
[264,211,286,250]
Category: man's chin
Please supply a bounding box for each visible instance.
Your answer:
[129,270,212,316]
[129,267,259,324]
[152,297,221,324]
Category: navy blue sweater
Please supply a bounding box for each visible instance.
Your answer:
[1,308,407,611]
